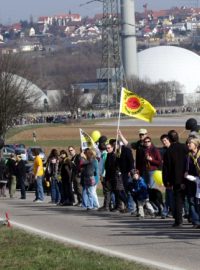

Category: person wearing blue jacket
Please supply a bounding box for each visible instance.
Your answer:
[129,170,155,218]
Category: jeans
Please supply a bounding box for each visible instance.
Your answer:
[162,189,174,217]
[122,173,136,212]
[35,176,44,201]
[143,171,156,188]
[82,185,95,209]
[51,177,61,203]
[91,185,99,208]
[187,196,200,225]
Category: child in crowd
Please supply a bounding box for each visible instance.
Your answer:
[129,169,155,218]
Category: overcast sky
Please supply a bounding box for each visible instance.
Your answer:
[0,0,196,24]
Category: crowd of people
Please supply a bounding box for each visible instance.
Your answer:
[1,118,200,229]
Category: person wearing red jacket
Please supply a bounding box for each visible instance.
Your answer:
[142,136,162,188]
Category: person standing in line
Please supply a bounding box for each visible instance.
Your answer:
[184,137,200,228]
[104,142,127,212]
[33,148,45,202]
[0,155,6,197]
[160,134,174,219]
[118,128,148,174]
[6,153,17,199]
[97,137,109,211]
[81,148,99,210]
[15,154,26,199]
[142,136,162,188]
[118,142,135,213]
[46,149,61,204]
[59,150,74,206]
[68,146,82,206]
[163,130,188,227]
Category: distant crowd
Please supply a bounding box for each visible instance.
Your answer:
[1,118,200,229]
[11,106,200,126]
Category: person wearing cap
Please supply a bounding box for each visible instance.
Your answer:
[15,154,26,199]
[118,128,148,174]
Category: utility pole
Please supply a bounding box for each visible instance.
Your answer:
[98,0,123,108]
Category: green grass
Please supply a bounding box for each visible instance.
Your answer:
[6,124,56,139]
[0,227,152,270]
[7,139,80,148]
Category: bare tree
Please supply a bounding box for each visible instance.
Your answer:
[0,54,40,137]
[127,77,182,106]
[60,86,85,117]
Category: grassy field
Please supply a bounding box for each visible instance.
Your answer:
[0,227,152,270]
[6,120,188,155]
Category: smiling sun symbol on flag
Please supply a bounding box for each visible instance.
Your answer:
[125,96,141,112]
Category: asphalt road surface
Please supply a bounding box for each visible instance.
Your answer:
[97,115,198,127]
[0,192,199,270]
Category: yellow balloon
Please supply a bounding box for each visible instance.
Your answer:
[91,130,101,142]
[152,170,163,186]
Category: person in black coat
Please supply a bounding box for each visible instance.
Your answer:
[6,153,17,198]
[105,143,127,212]
[163,130,188,227]
[15,155,26,199]
[118,144,135,212]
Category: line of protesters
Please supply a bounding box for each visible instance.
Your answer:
[1,119,200,228]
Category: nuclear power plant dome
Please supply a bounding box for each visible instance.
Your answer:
[138,46,200,95]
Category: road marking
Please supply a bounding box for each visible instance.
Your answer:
[9,220,186,270]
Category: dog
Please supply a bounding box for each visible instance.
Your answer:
[147,188,164,216]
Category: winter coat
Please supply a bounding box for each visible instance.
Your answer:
[118,145,135,174]
[15,160,26,179]
[129,177,149,201]
[60,158,72,183]
[144,145,162,172]
[105,151,124,191]
[163,142,188,188]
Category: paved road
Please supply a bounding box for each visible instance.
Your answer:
[0,192,199,270]
[97,115,198,127]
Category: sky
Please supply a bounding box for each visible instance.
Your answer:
[0,0,197,24]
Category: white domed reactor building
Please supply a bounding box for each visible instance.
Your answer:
[138,46,200,104]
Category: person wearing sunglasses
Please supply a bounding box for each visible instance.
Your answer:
[143,137,162,189]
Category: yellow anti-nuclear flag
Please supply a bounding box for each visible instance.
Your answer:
[79,128,97,150]
[120,87,156,123]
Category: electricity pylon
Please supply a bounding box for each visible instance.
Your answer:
[81,0,124,108]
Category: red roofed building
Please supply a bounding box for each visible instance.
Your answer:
[37,13,81,26]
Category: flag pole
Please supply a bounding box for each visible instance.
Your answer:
[115,87,123,152]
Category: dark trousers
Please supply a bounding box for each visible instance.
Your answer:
[103,180,112,209]
[18,176,26,199]
[114,190,127,209]
[173,188,184,225]
[62,180,74,204]
[73,176,82,203]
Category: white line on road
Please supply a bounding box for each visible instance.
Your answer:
[10,220,186,270]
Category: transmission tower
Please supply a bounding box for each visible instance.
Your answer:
[97,0,124,108]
